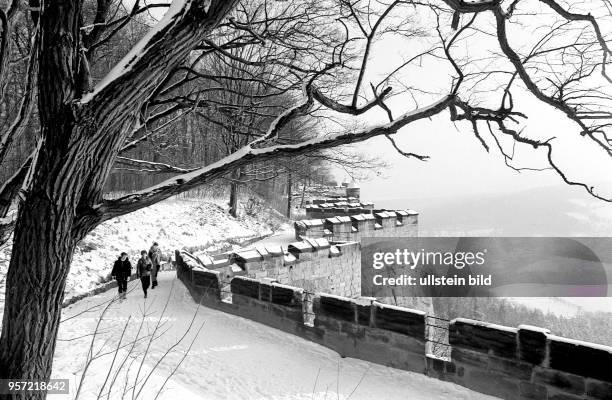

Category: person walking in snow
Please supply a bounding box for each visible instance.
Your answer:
[111,252,132,299]
[148,242,162,288]
[136,250,152,298]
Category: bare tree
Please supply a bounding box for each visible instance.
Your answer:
[0,0,609,393]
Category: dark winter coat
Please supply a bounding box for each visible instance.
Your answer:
[137,257,152,277]
[112,258,132,281]
[148,246,162,268]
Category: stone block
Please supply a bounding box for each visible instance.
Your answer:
[489,356,534,380]
[451,348,490,369]
[192,270,220,291]
[518,325,549,365]
[271,284,303,309]
[427,355,447,373]
[465,368,521,400]
[587,379,612,400]
[260,282,272,302]
[288,241,315,258]
[230,276,260,299]
[355,303,371,326]
[548,394,585,400]
[314,314,341,332]
[391,332,427,354]
[316,294,355,322]
[363,328,392,344]
[449,318,517,359]
[519,381,547,400]
[533,367,585,395]
[549,335,612,382]
[373,302,425,338]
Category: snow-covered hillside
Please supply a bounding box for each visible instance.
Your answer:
[0,197,288,306]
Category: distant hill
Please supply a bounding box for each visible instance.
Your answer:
[376,184,612,237]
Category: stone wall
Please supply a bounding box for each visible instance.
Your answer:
[195,239,362,298]
[177,252,612,400]
[284,241,361,296]
[308,197,361,204]
[177,254,428,373]
[304,201,375,219]
[429,319,612,400]
[295,210,418,241]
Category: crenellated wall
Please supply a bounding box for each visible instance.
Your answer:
[308,197,361,204]
[176,252,612,400]
[294,210,418,241]
[304,201,375,219]
[433,319,612,400]
[194,239,362,298]
[186,207,418,299]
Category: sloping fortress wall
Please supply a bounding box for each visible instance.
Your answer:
[194,239,361,297]
[176,253,612,400]
[294,209,418,241]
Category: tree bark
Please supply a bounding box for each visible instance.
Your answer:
[0,127,84,398]
[229,169,240,218]
[285,172,292,218]
[0,208,75,394]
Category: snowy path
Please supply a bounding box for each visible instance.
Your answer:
[0,198,288,315]
[54,272,498,400]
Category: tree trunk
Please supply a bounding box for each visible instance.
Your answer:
[0,142,84,397]
[299,183,306,208]
[0,209,75,394]
[229,169,240,218]
[0,0,239,393]
[0,110,97,396]
[286,172,292,218]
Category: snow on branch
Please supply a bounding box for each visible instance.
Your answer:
[97,95,454,220]
[115,157,197,174]
[79,0,237,107]
[79,0,191,104]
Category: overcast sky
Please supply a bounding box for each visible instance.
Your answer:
[328,3,612,205]
[352,97,612,203]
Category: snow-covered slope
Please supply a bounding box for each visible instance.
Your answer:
[0,197,288,306]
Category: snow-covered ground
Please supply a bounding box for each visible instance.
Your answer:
[239,228,297,249]
[54,272,498,400]
[0,197,289,312]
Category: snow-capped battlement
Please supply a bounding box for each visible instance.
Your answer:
[295,209,418,241]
